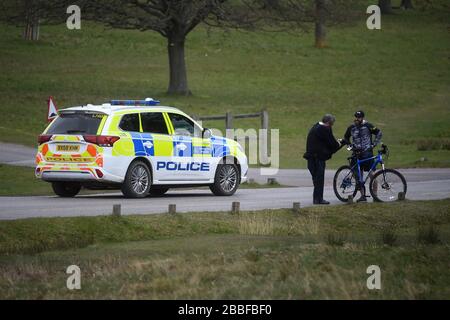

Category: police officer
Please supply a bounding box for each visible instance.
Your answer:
[343,110,382,202]
[304,114,343,205]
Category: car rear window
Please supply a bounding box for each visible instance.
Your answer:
[46,113,105,135]
[119,113,140,132]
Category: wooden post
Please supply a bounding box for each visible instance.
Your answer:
[347,195,354,204]
[231,202,240,214]
[260,109,269,165]
[112,204,121,217]
[293,202,301,214]
[226,112,233,130]
[398,192,405,201]
[261,109,269,131]
[168,204,176,214]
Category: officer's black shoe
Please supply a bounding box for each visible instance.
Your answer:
[356,196,367,203]
[313,199,330,205]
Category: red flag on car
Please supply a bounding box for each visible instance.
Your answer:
[47,96,58,122]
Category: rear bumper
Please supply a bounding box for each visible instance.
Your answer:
[36,165,124,183]
[41,171,96,182]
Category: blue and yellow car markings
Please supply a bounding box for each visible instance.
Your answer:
[173,135,193,157]
[130,132,155,157]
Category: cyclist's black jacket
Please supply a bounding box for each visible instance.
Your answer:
[344,120,382,153]
[304,122,341,161]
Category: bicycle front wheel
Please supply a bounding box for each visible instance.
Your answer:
[333,165,358,202]
[369,169,407,202]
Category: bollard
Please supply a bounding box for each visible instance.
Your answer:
[231,201,240,215]
[293,202,301,214]
[168,204,176,214]
[112,204,121,217]
[225,112,233,130]
[267,178,277,185]
[398,192,405,201]
[347,195,354,204]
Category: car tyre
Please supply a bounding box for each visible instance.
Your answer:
[210,163,240,196]
[51,182,81,197]
[121,160,152,198]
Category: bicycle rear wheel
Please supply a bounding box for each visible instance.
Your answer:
[333,165,358,202]
[369,169,407,202]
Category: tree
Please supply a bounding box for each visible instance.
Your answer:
[313,0,360,49]
[0,0,71,40]
[314,0,326,48]
[83,0,320,95]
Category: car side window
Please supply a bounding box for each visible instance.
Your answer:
[168,113,200,137]
[119,113,140,132]
[141,112,169,135]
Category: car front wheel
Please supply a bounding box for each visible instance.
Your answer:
[210,163,240,196]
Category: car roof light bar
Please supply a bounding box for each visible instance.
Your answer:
[110,98,160,106]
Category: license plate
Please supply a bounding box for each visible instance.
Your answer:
[56,145,80,152]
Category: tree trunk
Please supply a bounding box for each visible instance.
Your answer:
[400,0,414,9]
[315,0,326,48]
[23,21,39,41]
[167,36,191,95]
[378,0,393,14]
[23,6,39,41]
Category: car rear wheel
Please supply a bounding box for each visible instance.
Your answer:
[52,182,81,197]
[210,163,240,196]
[121,160,151,198]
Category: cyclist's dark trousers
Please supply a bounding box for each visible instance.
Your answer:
[351,151,374,193]
[307,157,326,202]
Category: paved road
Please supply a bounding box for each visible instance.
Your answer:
[1,143,449,220]
[1,171,449,220]
[0,142,36,167]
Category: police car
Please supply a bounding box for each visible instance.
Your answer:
[35,98,248,198]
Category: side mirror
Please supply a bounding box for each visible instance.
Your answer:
[202,128,212,139]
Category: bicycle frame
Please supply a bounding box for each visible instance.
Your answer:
[349,152,385,186]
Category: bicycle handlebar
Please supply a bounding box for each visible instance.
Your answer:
[346,143,388,156]
[346,144,371,153]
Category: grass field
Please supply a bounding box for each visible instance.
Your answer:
[0,199,449,299]
[0,164,53,196]
[0,3,449,169]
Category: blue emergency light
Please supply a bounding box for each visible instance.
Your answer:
[110,98,160,106]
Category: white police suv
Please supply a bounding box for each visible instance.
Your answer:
[35,98,248,198]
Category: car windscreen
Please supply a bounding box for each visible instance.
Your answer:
[46,113,105,135]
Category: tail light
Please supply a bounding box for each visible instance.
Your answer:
[38,134,52,145]
[95,169,104,178]
[83,135,120,147]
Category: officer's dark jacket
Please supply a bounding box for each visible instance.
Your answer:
[304,122,341,161]
[344,120,382,152]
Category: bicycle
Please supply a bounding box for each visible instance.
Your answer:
[333,144,407,203]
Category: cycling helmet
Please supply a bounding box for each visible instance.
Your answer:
[354,110,365,118]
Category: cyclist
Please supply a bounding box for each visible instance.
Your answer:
[342,110,382,202]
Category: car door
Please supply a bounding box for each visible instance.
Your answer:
[166,112,212,182]
[139,112,173,182]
